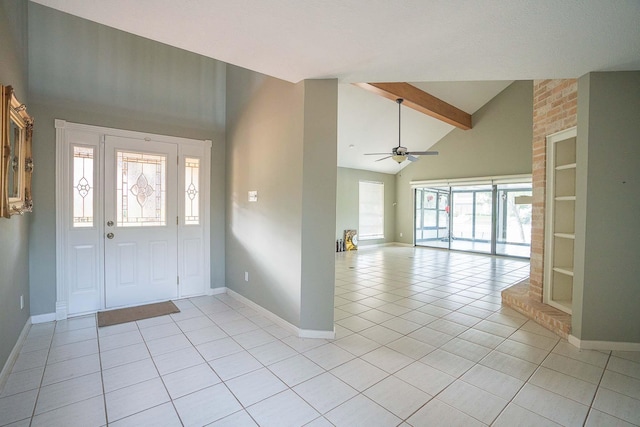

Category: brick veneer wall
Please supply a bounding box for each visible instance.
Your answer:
[529,79,578,301]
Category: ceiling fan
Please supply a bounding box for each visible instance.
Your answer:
[365,98,438,163]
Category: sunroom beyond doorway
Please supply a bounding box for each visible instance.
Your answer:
[412,175,532,258]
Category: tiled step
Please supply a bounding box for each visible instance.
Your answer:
[502,280,571,339]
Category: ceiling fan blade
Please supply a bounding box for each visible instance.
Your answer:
[407,155,419,162]
[364,153,393,155]
[375,156,392,162]
[409,151,439,156]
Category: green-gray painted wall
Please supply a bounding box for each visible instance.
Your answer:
[27,3,227,315]
[574,71,640,343]
[225,65,304,326]
[395,81,534,244]
[300,80,338,332]
[225,66,336,331]
[0,0,30,373]
[336,167,397,246]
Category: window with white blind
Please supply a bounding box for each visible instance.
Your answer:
[359,181,384,240]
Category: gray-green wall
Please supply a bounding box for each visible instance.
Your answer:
[336,167,396,246]
[27,3,227,315]
[395,80,534,244]
[225,66,336,331]
[300,80,338,331]
[0,0,30,372]
[573,71,640,343]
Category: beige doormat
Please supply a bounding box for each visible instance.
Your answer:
[97,301,180,327]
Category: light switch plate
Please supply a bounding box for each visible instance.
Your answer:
[248,191,258,202]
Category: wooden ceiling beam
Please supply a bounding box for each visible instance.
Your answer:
[354,82,472,130]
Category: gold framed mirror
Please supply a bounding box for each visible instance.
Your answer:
[1,85,34,217]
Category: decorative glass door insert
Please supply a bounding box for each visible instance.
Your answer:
[184,157,199,225]
[116,151,166,227]
[73,146,94,227]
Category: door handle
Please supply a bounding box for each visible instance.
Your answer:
[107,232,115,239]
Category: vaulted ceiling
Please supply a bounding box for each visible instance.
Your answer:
[30,0,640,173]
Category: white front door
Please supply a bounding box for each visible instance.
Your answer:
[103,135,178,308]
[56,121,211,318]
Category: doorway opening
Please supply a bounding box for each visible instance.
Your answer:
[414,176,531,258]
[55,120,211,319]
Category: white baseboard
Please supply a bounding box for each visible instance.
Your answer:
[225,289,334,339]
[206,287,227,296]
[357,242,388,249]
[55,301,68,321]
[31,313,56,324]
[225,289,299,336]
[0,318,31,394]
[299,328,335,339]
[356,242,410,249]
[569,335,640,351]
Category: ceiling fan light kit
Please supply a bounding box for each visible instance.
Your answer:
[364,98,438,164]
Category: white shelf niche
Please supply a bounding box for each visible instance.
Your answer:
[544,127,577,315]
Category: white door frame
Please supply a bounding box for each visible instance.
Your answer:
[55,120,212,320]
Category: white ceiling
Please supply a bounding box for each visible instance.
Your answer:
[31,0,640,173]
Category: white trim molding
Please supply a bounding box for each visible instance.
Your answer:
[410,173,531,189]
[31,313,57,324]
[55,120,212,318]
[55,120,67,321]
[569,335,640,351]
[225,289,335,340]
[390,242,414,248]
[299,328,335,340]
[55,302,68,321]
[226,289,299,336]
[206,287,227,296]
[0,319,31,392]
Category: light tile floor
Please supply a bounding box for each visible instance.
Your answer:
[1,246,639,426]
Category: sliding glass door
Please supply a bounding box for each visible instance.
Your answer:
[450,186,493,253]
[496,184,532,257]
[414,180,532,258]
[415,188,449,249]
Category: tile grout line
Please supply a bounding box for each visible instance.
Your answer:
[337,258,530,426]
[95,313,110,427]
[184,299,263,426]
[27,319,56,427]
[135,311,186,427]
[486,338,565,426]
[12,247,632,426]
[581,350,611,427]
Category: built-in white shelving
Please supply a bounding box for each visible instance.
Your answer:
[544,127,577,315]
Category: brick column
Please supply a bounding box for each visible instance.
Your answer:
[530,80,577,301]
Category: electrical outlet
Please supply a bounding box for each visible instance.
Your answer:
[244,272,249,282]
[20,295,24,310]
[400,232,403,237]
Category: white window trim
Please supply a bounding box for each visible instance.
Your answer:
[410,173,531,189]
